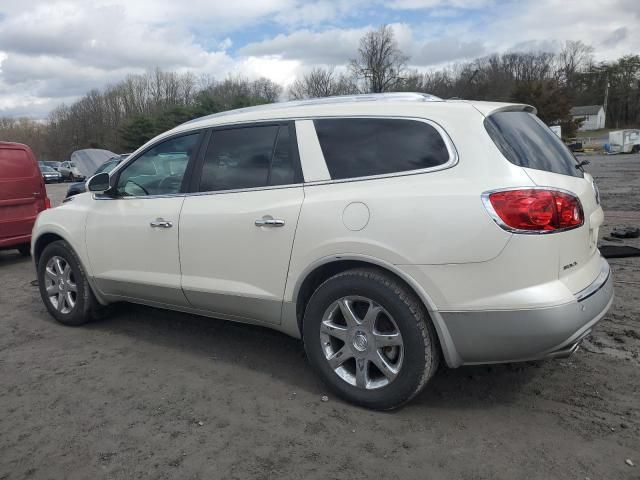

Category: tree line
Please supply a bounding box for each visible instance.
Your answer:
[1,25,639,161]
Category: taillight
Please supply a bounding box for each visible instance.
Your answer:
[44,197,51,209]
[483,188,583,233]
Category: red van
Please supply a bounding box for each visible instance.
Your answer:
[0,142,50,255]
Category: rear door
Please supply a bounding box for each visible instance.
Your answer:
[0,144,46,247]
[179,122,304,324]
[484,111,603,292]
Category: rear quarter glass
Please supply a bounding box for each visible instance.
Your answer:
[484,111,583,178]
[313,118,449,180]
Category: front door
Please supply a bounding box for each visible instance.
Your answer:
[85,132,203,306]
[179,122,304,324]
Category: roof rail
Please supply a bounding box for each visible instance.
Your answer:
[182,92,443,125]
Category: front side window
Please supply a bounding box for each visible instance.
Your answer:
[116,133,200,197]
[199,124,299,192]
[95,160,120,175]
[314,118,450,180]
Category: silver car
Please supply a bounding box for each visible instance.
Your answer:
[58,161,85,182]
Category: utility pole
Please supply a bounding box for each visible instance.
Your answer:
[603,74,609,121]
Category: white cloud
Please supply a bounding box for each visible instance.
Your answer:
[239,26,370,65]
[0,0,638,118]
[488,0,640,61]
[240,23,485,67]
[388,0,492,9]
[238,56,303,86]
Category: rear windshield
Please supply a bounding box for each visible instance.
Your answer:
[484,111,582,178]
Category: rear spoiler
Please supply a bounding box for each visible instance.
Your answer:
[455,100,537,117]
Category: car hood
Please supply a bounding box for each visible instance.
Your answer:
[70,149,116,178]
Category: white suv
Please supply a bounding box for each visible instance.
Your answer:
[32,93,614,409]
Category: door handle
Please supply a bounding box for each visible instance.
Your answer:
[150,218,173,228]
[255,216,285,227]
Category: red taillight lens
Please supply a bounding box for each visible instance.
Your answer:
[485,189,583,232]
[44,197,51,209]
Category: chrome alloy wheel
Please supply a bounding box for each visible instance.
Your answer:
[320,296,404,390]
[44,256,77,314]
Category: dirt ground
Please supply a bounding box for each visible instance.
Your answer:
[1,155,639,480]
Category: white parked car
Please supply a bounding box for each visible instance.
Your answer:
[58,161,86,181]
[32,93,613,409]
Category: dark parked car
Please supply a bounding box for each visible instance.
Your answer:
[65,156,124,198]
[41,160,62,171]
[40,165,62,183]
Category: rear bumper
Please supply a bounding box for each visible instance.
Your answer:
[440,259,613,366]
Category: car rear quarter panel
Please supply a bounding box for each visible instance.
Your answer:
[285,104,535,305]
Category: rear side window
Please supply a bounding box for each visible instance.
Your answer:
[484,111,582,178]
[199,124,300,192]
[0,148,34,178]
[313,118,450,180]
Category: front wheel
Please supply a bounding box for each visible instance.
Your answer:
[37,240,101,326]
[303,268,440,410]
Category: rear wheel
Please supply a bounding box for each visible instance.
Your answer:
[303,268,440,410]
[37,240,101,326]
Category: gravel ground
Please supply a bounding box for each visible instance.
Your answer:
[1,155,639,479]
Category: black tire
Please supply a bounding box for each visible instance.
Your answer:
[17,244,31,257]
[303,268,440,410]
[37,240,101,326]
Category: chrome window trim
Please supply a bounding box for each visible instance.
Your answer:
[184,182,304,198]
[93,192,186,200]
[93,183,305,200]
[481,186,585,235]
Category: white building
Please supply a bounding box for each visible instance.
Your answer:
[570,105,606,131]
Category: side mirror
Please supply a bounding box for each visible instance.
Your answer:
[87,172,111,192]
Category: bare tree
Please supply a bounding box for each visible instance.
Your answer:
[288,67,358,99]
[557,40,594,88]
[349,25,409,93]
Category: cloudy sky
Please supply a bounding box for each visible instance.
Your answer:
[0,0,638,118]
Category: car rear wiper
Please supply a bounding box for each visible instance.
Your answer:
[575,159,590,169]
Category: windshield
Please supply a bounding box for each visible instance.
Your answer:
[484,111,583,178]
[41,166,55,172]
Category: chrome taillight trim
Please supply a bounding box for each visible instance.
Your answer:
[481,186,585,235]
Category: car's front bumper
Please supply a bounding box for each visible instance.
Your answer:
[440,259,613,366]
